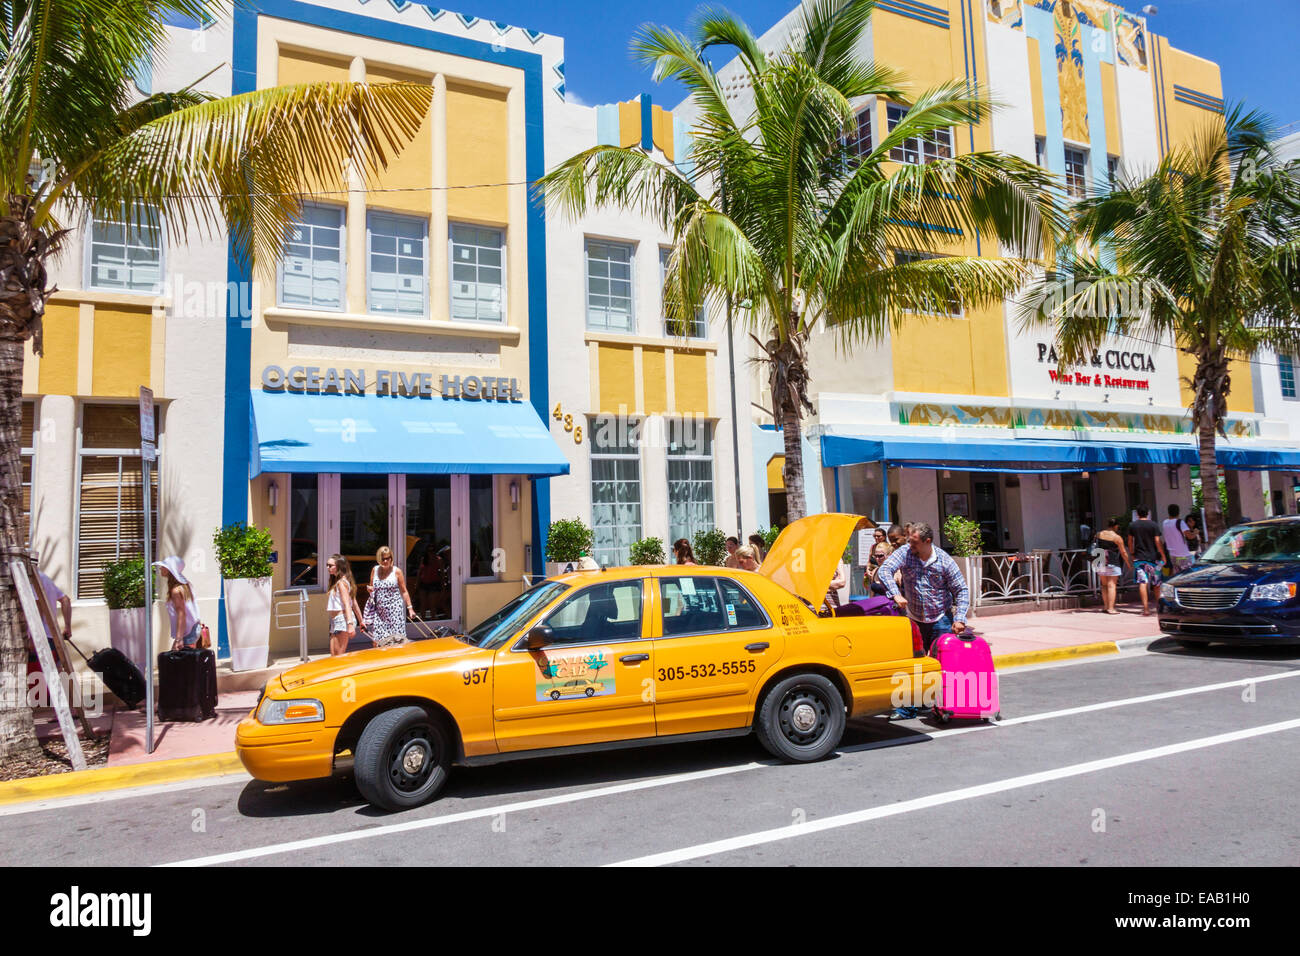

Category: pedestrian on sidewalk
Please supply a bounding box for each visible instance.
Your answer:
[673,539,698,565]
[1093,517,1132,615]
[724,536,741,569]
[747,533,767,562]
[153,556,202,650]
[362,546,416,647]
[735,545,760,571]
[325,554,364,656]
[876,523,970,717]
[1162,504,1193,573]
[1126,507,1167,616]
[1183,513,1203,558]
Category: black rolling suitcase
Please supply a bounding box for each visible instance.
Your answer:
[157,648,218,721]
[66,640,146,709]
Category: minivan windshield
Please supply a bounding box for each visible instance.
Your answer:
[1200,523,1300,564]
[463,581,569,649]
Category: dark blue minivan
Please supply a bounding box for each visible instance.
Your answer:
[1158,517,1300,646]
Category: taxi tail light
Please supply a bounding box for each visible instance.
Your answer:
[910,620,924,657]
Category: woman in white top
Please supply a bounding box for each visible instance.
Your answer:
[325,554,364,656]
[153,555,201,650]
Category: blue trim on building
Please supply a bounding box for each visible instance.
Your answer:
[640,95,653,152]
[877,0,949,29]
[222,0,553,621]
[1152,37,1170,156]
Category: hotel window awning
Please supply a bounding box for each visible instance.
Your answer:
[821,434,1300,472]
[820,434,1196,470]
[249,390,571,478]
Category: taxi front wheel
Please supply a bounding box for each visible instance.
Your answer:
[355,706,451,811]
[756,674,846,763]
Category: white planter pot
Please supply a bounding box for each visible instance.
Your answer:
[545,558,597,577]
[956,556,982,617]
[108,607,149,674]
[224,576,272,672]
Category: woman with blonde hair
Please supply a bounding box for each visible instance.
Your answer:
[362,545,416,646]
[325,554,363,656]
[153,556,202,650]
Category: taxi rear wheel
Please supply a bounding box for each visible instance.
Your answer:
[755,674,846,763]
[355,706,450,811]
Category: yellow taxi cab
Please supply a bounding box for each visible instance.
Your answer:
[236,514,939,811]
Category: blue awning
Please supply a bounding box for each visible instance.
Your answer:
[1215,445,1300,471]
[249,390,571,478]
[821,434,1198,469]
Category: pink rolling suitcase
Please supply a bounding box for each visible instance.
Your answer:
[931,632,1001,722]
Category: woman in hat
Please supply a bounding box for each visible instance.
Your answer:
[153,556,202,650]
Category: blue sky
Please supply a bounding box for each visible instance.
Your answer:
[461,0,1298,131]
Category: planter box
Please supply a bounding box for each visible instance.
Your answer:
[224,576,272,672]
[956,556,982,617]
[545,558,598,578]
[108,606,149,674]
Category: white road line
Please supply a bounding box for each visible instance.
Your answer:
[156,666,1300,866]
[607,717,1300,867]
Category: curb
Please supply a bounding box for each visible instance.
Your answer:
[0,751,244,807]
[992,641,1120,670]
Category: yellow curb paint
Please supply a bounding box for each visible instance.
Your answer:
[993,642,1120,670]
[0,752,244,806]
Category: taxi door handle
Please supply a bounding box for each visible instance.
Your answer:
[620,653,650,664]
[745,642,769,653]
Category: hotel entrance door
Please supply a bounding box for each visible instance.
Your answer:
[1062,475,1096,549]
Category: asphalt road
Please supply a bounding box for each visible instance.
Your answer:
[4,638,1299,867]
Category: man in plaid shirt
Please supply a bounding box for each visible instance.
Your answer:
[877,521,970,653]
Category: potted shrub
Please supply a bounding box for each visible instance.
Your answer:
[545,518,596,576]
[942,514,983,615]
[628,537,666,566]
[692,528,729,567]
[103,557,148,672]
[214,522,274,671]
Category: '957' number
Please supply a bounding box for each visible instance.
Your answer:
[462,667,489,685]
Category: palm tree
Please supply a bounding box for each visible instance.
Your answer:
[538,0,1061,521]
[1021,106,1300,540]
[0,0,432,759]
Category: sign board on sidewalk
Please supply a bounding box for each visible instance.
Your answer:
[856,529,873,566]
[139,386,155,442]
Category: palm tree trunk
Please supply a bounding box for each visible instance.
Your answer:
[1198,420,1225,541]
[0,196,62,759]
[781,400,807,522]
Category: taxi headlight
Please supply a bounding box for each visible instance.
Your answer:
[257,697,325,725]
[1249,582,1296,604]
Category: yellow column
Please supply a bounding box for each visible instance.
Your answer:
[431,72,448,321]
[346,56,367,314]
[506,85,526,331]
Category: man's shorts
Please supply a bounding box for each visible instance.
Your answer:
[1134,560,1163,585]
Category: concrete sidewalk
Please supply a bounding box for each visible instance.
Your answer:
[974,604,1161,658]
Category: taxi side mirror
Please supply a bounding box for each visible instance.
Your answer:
[524,624,554,650]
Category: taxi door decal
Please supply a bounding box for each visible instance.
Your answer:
[534,648,616,702]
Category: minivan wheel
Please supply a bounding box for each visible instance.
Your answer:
[755,673,846,763]
[354,706,450,811]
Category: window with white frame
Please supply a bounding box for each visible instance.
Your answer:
[589,416,642,566]
[1280,355,1297,399]
[894,250,963,318]
[21,400,35,549]
[76,404,159,600]
[1106,154,1121,188]
[1064,146,1089,199]
[586,239,634,332]
[280,203,345,311]
[886,103,953,164]
[368,211,427,315]
[667,419,715,545]
[450,224,505,322]
[660,247,706,338]
[843,104,873,167]
[88,203,163,293]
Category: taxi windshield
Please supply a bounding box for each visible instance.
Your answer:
[1201,524,1300,564]
[463,580,569,649]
